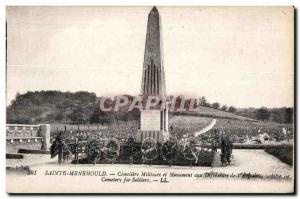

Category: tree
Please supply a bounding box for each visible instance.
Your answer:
[256,107,270,121]
[284,108,293,123]
[212,102,220,109]
[120,112,129,126]
[90,105,113,126]
[269,108,284,123]
[106,113,115,129]
[228,106,236,113]
[7,90,98,124]
[68,108,84,124]
[221,105,228,111]
[131,108,140,121]
[55,112,64,120]
[115,112,121,127]
[199,96,208,106]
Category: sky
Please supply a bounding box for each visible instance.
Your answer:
[6,6,294,108]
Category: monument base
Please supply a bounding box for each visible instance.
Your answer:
[138,109,169,143]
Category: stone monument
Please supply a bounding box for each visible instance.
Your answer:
[136,6,169,143]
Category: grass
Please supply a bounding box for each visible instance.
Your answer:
[169,116,212,131]
[198,106,255,121]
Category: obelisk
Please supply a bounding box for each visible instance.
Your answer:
[137,6,169,143]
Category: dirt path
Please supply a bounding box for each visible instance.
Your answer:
[194,119,217,137]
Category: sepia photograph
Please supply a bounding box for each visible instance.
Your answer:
[5,6,294,193]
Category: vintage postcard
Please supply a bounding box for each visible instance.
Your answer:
[6,6,294,193]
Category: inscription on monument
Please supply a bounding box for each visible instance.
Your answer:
[140,110,161,131]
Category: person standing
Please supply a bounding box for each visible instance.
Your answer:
[220,134,227,166]
[226,137,233,165]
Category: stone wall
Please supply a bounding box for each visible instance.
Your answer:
[6,138,44,153]
[6,124,50,153]
[6,125,39,138]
